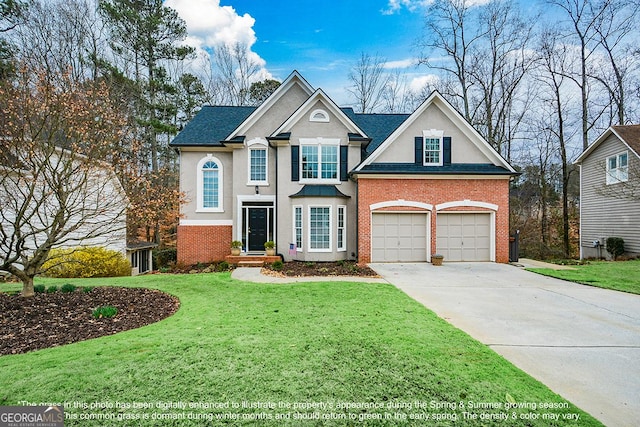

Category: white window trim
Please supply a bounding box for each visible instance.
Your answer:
[293,205,303,251]
[308,205,332,252]
[299,137,341,184]
[337,205,346,252]
[246,138,269,186]
[606,151,628,185]
[423,129,444,167]
[309,109,330,122]
[196,154,223,213]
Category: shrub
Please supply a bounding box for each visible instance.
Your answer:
[60,284,77,293]
[82,286,94,293]
[606,237,625,260]
[216,261,230,272]
[271,260,283,271]
[46,285,58,293]
[92,305,118,319]
[42,247,130,278]
[153,248,177,269]
[34,284,45,293]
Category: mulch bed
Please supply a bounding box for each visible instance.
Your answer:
[263,261,379,277]
[0,287,180,356]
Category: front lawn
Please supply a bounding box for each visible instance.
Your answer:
[0,274,600,426]
[528,259,640,295]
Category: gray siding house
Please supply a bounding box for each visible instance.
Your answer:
[575,125,640,259]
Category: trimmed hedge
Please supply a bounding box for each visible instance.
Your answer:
[606,237,625,260]
[42,247,130,278]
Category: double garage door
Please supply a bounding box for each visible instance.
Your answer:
[371,212,491,262]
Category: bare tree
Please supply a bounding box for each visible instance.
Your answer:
[346,52,391,113]
[589,0,639,125]
[0,68,128,296]
[213,42,261,106]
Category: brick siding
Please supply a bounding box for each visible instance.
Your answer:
[177,225,232,265]
[358,178,510,263]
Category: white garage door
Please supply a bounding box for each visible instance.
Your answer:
[436,213,491,261]
[371,213,428,262]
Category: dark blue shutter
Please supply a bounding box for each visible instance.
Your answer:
[340,146,348,181]
[291,145,299,181]
[443,136,451,165]
[414,136,423,164]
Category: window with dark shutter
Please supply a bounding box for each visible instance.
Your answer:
[414,136,423,164]
[291,145,299,181]
[443,136,451,165]
[340,146,348,181]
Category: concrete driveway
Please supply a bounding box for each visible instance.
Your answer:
[370,262,640,427]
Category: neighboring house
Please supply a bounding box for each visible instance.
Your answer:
[0,147,129,268]
[127,241,156,275]
[575,125,640,259]
[170,71,517,265]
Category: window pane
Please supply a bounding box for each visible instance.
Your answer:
[301,146,318,179]
[337,206,345,251]
[294,207,303,249]
[619,153,628,167]
[424,138,440,164]
[203,169,218,207]
[321,145,338,179]
[250,149,267,181]
[608,156,617,170]
[310,207,330,249]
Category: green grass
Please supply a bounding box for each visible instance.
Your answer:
[528,259,640,295]
[0,274,601,426]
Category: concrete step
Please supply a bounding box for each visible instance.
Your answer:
[237,260,265,267]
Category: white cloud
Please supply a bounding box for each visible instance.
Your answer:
[382,0,491,15]
[382,0,432,15]
[165,0,271,80]
[384,58,417,69]
[409,74,440,93]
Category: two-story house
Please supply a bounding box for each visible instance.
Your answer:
[575,125,640,259]
[170,71,517,265]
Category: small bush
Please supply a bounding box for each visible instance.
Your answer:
[33,284,45,293]
[92,305,118,319]
[271,260,283,271]
[42,247,130,278]
[82,286,94,293]
[60,283,77,293]
[606,237,625,260]
[153,248,177,269]
[216,261,230,272]
[46,285,58,293]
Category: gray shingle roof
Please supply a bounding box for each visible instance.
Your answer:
[342,108,410,155]
[170,106,257,147]
[289,185,351,198]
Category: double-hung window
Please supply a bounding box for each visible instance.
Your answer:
[300,138,340,182]
[197,155,223,212]
[247,139,268,185]
[606,152,628,185]
[309,206,331,251]
[293,206,303,251]
[337,206,346,252]
[423,129,444,166]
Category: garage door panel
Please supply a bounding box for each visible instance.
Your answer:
[371,213,428,262]
[436,213,492,262]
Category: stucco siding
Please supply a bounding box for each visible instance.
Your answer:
[580,134,640,258]
[374,102,487,164]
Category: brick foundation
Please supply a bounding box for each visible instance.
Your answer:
[177,225,232,265]
[358,178,510,263]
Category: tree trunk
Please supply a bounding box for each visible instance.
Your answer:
[22,276,35,297]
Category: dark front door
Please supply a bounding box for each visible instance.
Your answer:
[248,208,268,251]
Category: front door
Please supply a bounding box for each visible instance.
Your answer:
[248,208,268,251]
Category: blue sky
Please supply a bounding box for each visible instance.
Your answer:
[166,0,432,105]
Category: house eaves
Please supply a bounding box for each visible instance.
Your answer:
[575,125,640,164]
[353,91,516,174]
[226,71,315,141]
[271,88,368,139]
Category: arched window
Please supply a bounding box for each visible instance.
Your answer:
[197,155,223,212]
